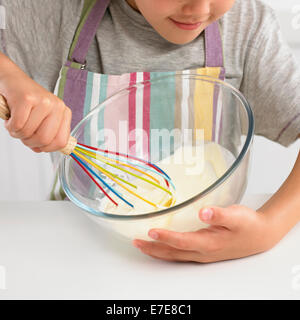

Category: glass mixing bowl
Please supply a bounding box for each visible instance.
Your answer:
[60,74,254,241]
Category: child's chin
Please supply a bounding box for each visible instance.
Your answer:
[165,35,202,45]
[161,31,204,45]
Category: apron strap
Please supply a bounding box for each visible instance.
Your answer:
[204,21,224,67]
[68,0,111,65]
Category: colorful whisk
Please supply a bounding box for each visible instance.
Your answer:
[0,95,175,209]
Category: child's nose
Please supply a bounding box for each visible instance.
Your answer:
[181,0,211,19]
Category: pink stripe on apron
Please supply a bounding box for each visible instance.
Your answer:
[129,73,137,155]
[105,73,130,154]
[143,72,151,161]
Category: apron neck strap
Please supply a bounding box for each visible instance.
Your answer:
[68,0,110,65]
[68,0,224,68]
[204,21,224,67]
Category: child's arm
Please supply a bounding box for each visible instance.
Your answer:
[0,51,72,153]
[259,142,300,238]
[133,148,300,262]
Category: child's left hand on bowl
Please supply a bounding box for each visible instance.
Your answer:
[132,204,282,263]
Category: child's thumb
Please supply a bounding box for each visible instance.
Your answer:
[199,206,239,229]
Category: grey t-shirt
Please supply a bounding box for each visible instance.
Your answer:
[0,0,299,146]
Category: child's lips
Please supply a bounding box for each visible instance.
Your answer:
[169,18,203,30]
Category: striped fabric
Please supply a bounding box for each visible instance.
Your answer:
[50,0,226,200]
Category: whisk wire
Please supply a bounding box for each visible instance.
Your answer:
[76,143,175,189]
[76,146,160,184]
[73,150,159,208]
[71,152,134,208]
[75,146,173,196]
[71,153,119,207]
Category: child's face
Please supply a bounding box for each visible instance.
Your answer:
[126,0,235,44]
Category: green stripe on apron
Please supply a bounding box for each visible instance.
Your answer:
[68,0,98,61]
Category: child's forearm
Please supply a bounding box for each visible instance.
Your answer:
[0,51,19,80]
[0,51,27,93]
[258,148,300,238]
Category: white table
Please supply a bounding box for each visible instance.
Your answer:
[0,194,300,300]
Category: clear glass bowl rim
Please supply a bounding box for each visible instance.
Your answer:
[60,74,255,221]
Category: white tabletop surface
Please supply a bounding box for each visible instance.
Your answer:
[0,194,300,300]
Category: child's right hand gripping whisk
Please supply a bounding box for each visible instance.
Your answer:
[0,92,175,210]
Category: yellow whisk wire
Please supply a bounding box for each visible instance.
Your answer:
[75,146,172,196]
[75,146,159,183]
[72,150,136,188]
[73,150,159,208]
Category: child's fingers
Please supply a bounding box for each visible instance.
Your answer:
[21,109,64,149]
[147,228,216,252]
[133,240,199,262]
[9,103,54,140]
[21,119,54,149]
[148,229,197,251]
[31,147,42,153]
[39,107,72,153]
[4,101,32,134]
[199,206,240,230]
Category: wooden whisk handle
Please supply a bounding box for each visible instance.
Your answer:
[0,94,10,120]
[0,94,77,155]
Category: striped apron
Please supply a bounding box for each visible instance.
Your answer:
[50,0,225,200]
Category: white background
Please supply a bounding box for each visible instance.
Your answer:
[0,0,299,201]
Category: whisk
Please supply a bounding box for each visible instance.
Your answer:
[0,94,175,209]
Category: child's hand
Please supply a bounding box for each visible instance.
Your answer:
[1,66,72,153]
[133,205,281,263]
